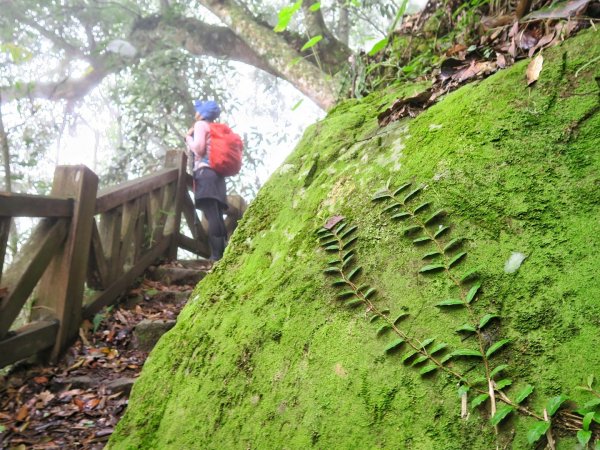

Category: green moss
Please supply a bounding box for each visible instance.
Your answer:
[109,30,600,449]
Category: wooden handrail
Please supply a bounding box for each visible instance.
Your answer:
[0,150,247,368]
[0,193,73,217]
[95,168,178,214]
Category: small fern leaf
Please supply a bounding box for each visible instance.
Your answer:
[363,287,377,299]
[419,263,445,274]
[324,244,340,252]
[376,324,392,336]
[413,236,432,245]
[345,298,363,308]
[478,313,499,329]
[320,238,338,247]
[327,258,340,266]
[393,183,412,196]
[334,222,347,234]
[448,251,467,268]
[342,250,354,262]
[456,324,476,333]
[393,313,409,324]
[339,225,358,240]
[342,255,355,269]
[413,202,431,214]
[347,266,362,282]
[382,203,401,214]
[485,339,510,358]
[380,308,390,316]
[422,251,442,260]
[470,393,489,409]
[420,365,438,376]
[466,283,481,304]
[403,186,423,203]
[369,314,380,323]
[435,298,464,307]
[403,225,422,236]
[402,350,418,363]
[391,212,411,221]
[317,228,333,236]
[515,385,534,404]
[323,267,340,275]
[489,364,509,379]
[428,343,448,355]
[439,353,453,364]
[433,225,450,238]
[384,339,405,354]
[443,238,464,253]
[449,349,483,358]
[337,291,355,300]
[419,338,435,349]
[331,279,348,287]
[372,190,392,201]
[342,236,358,250]
[495,379,512,390]
[460,267,480,282]
[490,405,514,426]
[411,355,428,366]
[425,209,447,225]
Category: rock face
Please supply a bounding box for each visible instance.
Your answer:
[132,319,177,352]
[109,31,600,449]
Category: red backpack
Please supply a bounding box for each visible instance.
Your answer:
[208,122,243,177]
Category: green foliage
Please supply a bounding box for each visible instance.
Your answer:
[319,180,597,445]
[273,0,303,33]
[527,420,550,445]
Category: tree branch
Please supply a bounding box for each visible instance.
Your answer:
[199,0,340,110]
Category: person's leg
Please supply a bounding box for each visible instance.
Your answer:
[198,199,227,261]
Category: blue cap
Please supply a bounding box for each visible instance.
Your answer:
[193,100,221,121]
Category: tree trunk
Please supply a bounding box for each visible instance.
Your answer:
[199,0,339,110]
[0,94,12,193]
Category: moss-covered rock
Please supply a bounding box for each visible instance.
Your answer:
[109,30,600,449]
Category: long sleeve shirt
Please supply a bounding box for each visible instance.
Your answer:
[185,120,211,170]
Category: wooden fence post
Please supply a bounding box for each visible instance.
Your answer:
[34,165,98,360]
[165,150,187,260]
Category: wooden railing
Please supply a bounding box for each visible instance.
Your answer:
[0,150,246,368]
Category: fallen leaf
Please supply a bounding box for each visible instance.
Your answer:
[324,215,344,230]
[16,404,29,421]
[446,44,467,56]
[74,397,86,411]
[86,398,101,409]
[522,0,591,19]
[526,53,544,85]
[496,52,507,68]
[33,376,49,384]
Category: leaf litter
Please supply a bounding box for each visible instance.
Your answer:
[377,0,599,126]
[0,265,195,449]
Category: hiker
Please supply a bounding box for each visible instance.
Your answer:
[185,100,228,262]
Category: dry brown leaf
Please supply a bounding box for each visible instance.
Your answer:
[86,398,101,409]
[37,391,55,406]
[324,215,344,230]
[74,397,85,411]
[33,376,49,384]
[446,44,467,56]
[496,52,507,68]
[526,53,544,85]
[16,404,29,421]
[523,0,591,19]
